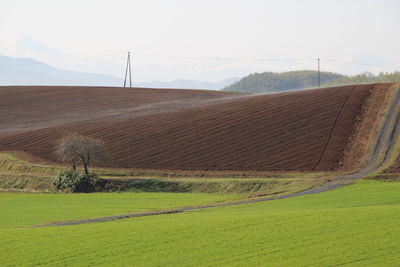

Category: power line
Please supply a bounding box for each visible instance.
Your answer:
[323,58,382,67]
[132,52,314,62]
[130,52,390,68]
[0,52,396,70]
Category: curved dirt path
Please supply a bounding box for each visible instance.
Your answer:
[33,182,346,227]
[34,86,400,227]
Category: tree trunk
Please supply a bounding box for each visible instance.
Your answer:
[72,159,76,171]
[83,163,89,175]
[79,155,89,175]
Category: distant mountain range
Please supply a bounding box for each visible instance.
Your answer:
[0,55,123,86]
[0,55,240,90]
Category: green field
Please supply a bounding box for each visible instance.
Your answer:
[2,180,400,266]
[0,192,240,228]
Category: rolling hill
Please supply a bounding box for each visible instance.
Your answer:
[223,70,344,93]
[223,70,400,93]
[0,83,394,171]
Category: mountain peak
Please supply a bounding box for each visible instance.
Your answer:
[0,34,62,60]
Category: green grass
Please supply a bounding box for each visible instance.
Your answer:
[0,192,240,228]
[2,180,400,266]
[99,176,322,194]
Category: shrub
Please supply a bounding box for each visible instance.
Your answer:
[53,170,101,192]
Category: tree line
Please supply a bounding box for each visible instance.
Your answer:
[223,70,400,93]
[322,71,400,87]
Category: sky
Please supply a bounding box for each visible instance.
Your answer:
[0,0,399,82]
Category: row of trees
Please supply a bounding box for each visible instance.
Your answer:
[323,71,400,87]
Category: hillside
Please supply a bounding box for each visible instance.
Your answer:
[223,70,400,93]
[223,70,344,93]
[0,86,238,135]
[0,84,393,171]
[323,71,400,87]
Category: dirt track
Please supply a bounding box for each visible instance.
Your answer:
[0,84,387,171]
[35,182,346,227]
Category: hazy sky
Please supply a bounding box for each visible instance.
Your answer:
[0,0,399,82]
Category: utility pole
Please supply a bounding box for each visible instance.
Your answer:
[123,52,132,88]
[317,58,320,88]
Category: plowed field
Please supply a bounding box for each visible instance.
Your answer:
[0,84,392,171]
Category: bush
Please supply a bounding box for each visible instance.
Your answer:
[53,170,101,192]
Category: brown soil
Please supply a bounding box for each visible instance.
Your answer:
[0,84,394,171]
[338,83,395,171]
[383,83,400,173]
[386,162,400,173]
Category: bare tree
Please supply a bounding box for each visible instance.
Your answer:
[76,135,106,175]
[55,133,81,170]
[55,133,106,174]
